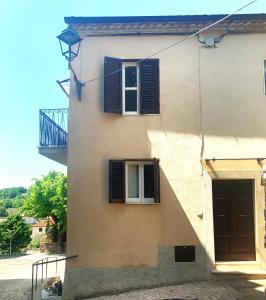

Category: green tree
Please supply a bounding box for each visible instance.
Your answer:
[22,171,67,249]
[0,187,27,213]
[3,199,12,209]
[0,187,27,199]
[0,214,31,254]
[0,206,7,217]
[10,195,25,209]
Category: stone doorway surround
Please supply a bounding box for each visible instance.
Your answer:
[202,159,266,269]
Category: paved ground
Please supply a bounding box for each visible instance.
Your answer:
[86,279,266,300]
[86,281,236,300]
[0,252,65,300]
[1,254,266,300]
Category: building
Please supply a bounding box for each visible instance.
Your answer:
[23,216,36,225]
[39,14,266,300]
[31,219,47,241]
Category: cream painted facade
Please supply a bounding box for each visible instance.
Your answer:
[47,15,266,299]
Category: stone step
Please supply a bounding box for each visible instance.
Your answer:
[212,269,266,280]
[229,279,266,289]
[215,261,261,272]
[239,294,266,300]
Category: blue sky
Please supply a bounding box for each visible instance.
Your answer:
[0,0,265,188]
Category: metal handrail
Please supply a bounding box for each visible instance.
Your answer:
[39,108,68,147]
[31,254,78,300]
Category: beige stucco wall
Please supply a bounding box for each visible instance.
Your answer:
[66,32,266,269]
[31,226,46,240]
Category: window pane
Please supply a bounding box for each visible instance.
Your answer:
[264,60,266,95]
[144,164,154,198]
[128,164,139,198]
[125,66,137,87]
[125,90,137,112]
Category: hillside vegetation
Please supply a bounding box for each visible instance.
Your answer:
[0,187,27,217]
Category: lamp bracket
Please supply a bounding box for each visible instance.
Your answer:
[69,65,84,101]
[56,79,70,98]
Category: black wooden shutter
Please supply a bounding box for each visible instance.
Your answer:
[104,57,122,114]
[154,159,160,203]
[109,160,125,203]
[139,59,160,114]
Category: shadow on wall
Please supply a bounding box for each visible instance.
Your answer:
[264,186,266,248]
[157,169,266,300]
[159,170,201,246]
[63,158,266,299]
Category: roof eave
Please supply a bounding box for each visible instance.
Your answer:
[64,14,266,25]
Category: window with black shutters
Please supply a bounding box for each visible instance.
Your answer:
[104,57,159,115]
[109,159,160,204]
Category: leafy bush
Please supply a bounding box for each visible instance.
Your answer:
[30,240,40,249]
[0,206,7,217]
[3,199,12,209]
[0,214,31,254]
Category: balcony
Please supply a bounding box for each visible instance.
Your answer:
[38,108,68,165]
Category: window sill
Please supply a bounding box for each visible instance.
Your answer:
[121,113,160,116]
[122,113,140,116]
[125,202,159,205]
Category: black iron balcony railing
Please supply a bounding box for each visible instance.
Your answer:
[39,108,68,147]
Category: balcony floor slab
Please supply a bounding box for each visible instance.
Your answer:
[38,146,67,166]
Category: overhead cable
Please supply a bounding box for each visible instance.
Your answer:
[81,0,258,85]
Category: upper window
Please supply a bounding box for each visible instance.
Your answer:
[104,57,159,115]
[123,63,139,115]
[109,159,160,204]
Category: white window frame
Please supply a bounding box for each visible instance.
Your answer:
[125,161,154,204]
[264,59,266,95]
[122,62,140,115]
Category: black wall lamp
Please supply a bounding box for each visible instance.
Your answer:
[57,27,83,100]
[57,28,82,63]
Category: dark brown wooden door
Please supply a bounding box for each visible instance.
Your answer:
[213,180,255,261]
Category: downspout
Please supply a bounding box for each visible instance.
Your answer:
[198,32,229,174]
[198,45,205,176]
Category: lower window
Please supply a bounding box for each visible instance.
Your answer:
[109,159,160,204]
[126,161,154,203]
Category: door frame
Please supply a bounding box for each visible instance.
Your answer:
[212,179,256,261]
[202,170,259,266]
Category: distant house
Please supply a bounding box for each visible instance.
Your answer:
[6,208,17,215]
[39,13,266,300]
[31,219,47,240]
[23,216,36,225]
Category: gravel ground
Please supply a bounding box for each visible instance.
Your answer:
[1,254,266,300]
[0,252,65,300]
[86,281,238,300]
[0,279,32,300]
[0,252,65,280]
